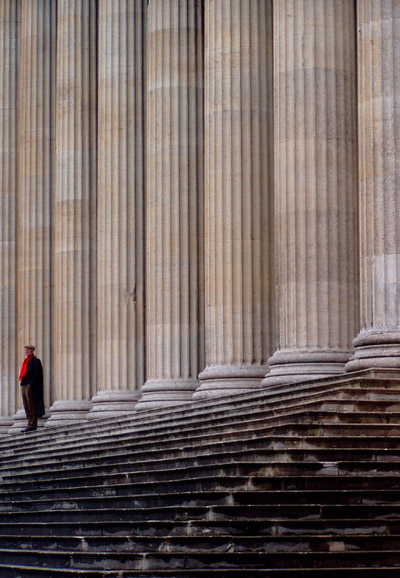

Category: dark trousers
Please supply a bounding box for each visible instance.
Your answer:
[21,384,37,430]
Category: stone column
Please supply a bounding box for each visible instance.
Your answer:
[263,0,359,386]
[89,0,146,419]
[136,0,204,410]
[47,0,97,426]
[346,1,400,371]
[194,0,274,399]
[15,0,56,424]
[0,0,19,434]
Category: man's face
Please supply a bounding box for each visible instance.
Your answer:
[24,347,34,357]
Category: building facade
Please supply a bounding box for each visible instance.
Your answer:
[0,0,399,430]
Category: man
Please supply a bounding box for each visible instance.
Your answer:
[19,345,45,433]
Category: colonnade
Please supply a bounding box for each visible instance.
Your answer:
[0,0,399,430]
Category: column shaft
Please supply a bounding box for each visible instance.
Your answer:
[49,0,97,425]
[137,0,204,410]
[17,0,56,413]
[195,0,274,399]
[0,0,19,432]
[347,0,400,370]
[91,0,146,418]
[263,0,359,386]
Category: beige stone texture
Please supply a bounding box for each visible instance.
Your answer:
[263,0,359,386]
[136,0,204,410]
[16,0,56,412]
[89,0,146,419]
[1,1,400,421]
[347,0,400,371]
[47,0,97,426]
[0,0,18,422]
[8,409,30,435]
[194,0,274,399]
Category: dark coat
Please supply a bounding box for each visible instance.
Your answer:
[20,356,45,417]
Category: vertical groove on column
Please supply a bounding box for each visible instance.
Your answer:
[196,0,273,399]
[91,0,146,419]
[264,0,358,386]
[17,0,56,413]
[0,0,18,425]
[137,0,203,410]
[49,0,97,426]
[346,1,400,371]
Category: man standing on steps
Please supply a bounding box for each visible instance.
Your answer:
[19,345,45,433]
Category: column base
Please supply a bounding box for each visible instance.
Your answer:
[262,349,351,387]
[346,331,400,372]
[193,365,267,401]
[0,417,16,437]
[8,409,28,434]
[45,400,92,427]
[8,409,49,434]
[135,379,199,411]
[87,390,141,420]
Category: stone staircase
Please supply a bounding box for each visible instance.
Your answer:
[0,370,400,576]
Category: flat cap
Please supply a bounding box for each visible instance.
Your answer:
[24,345,35,350]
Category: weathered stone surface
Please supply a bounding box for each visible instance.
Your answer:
[94,0,146,416]
[87,390,140,420]
[0,374,400,574]
[347,0,400,373]
[195,0,274,399]
[137,0,204,410]
[1,0,400,425]
[45,400,92,428]
[263,0,359,386]
[47,0,97,426]
[0,0,18,420]
[17,0,56,415]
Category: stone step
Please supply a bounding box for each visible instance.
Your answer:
[6,421,400,469]
[3,384,398,461]
[0,381,352,450]
[5,430,400,477]
[4,428,400,492]
[3,436,400,482]
[2,488,400,513]
[2,413,398,492]
[0,547,400,571]
[1,473,400,501]
[7,409,400,463]
[2,373,398,451]
[0,489,400,512]
[1,374,399,576]
[0,516,399,538]
[0,399,358,465]
[0,462,306,490]
[1,503,400,524]
[0,532,400,553]
[276,423,400,437]
[0,567,124,578]
[1,533,400,557]
[4,459,400,491]
[5,375,387,441]
[1,565,400,578]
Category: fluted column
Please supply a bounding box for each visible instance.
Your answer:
[346,1,400,371]
[263,0,358,386]
[89,0,146,419]
[194,0,273,399]
[0,0,19,434]
[47,0,97,426]
[136,0,203,410]
[16,0,56,421]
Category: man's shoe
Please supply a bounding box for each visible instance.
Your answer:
[21,427,36,433]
